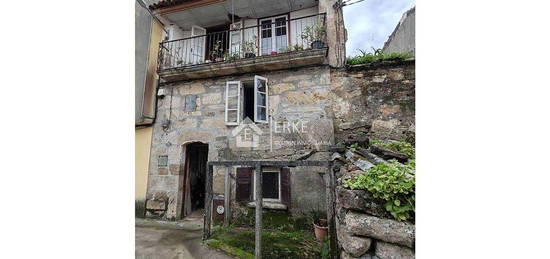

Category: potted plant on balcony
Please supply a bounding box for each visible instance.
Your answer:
[210,40,224,62]
[223,51,239,62]
[243,36,257,58]
[301,24,326,49]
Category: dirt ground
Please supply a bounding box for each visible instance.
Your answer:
[135,213,232,259]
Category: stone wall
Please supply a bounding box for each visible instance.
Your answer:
[331,60,415,144]
[146,65,334,220]
[145,59,416,222]
[330,60,416,258]
[335,185,415,259]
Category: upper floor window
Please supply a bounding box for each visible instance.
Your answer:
[225,75,269,125]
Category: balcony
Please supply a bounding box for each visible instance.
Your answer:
[157,13,327,81]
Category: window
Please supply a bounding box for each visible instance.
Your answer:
[236,167,290,207]
[253,168,281,202]
[158,155,168,167]
[254,75,268,123]
[225,76,268,125]
[225,81,241,125]
[259,15,288,54]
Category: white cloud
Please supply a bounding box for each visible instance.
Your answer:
[343,0,415,57]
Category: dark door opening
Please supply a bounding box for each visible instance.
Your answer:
[183,142,209,217]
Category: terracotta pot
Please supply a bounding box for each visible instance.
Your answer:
[313,219,328,242]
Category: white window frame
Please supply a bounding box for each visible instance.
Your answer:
[254,75,268,124]
[253,167,281,203]
[259,15,289,55]
[225,81,241,125]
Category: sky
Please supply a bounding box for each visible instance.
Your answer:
[343,0,415,57]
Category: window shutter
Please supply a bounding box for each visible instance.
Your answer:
[280,167,291,207]
[236,167,253,202]
[225,81,241,125]
[254,75,268,123]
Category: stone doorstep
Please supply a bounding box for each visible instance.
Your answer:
[246,201,287,210]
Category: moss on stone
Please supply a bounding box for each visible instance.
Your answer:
[206,239,255,259]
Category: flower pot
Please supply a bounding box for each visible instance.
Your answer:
[271,51,278,55]
[311,40,325,49]
[215,57,224,62]
[313,219,328,242]
[245,53,256,58]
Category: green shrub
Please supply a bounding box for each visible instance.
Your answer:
[346,48,413,65]
[344,159,415,221]
[371,139,415,158]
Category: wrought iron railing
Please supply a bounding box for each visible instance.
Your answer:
[158,13,326,72]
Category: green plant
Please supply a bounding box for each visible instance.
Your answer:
[344,159,415,221]
[371,139,415,158]
[293,44,304,51]
[301,24,326,45]
[320,237,330,259]
[346,48,413,65]
[210,40,223,60]
[308,209,327,226]
[223,51,240,61]
[348,143,359,152]
[243,36,258,54]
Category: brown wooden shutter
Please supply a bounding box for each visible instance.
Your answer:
[280,167,291,208]
[236,167,253,202]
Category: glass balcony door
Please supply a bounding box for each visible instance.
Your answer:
[260,15,288,55]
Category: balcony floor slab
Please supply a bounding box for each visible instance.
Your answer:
[158,48,328,82]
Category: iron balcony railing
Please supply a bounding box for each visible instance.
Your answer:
[158,13,326,72]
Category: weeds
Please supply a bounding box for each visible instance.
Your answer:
[347,48,413,65]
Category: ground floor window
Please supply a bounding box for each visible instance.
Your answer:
[254,168,281,201]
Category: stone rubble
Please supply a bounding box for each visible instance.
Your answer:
[331,140,415,259]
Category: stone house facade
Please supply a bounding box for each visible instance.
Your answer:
[142,0,414,224]
[143,0,348,221]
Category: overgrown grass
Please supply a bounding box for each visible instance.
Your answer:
[207,225,321,258]
[346,48,413,65]
[233,209,311,232]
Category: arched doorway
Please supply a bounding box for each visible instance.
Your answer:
[181,142,209,219]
